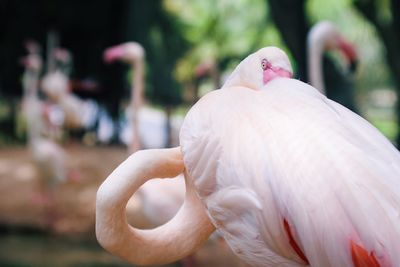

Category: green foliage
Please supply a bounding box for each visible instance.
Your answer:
[307,0,393,92]
[165,0,288,83]
[375,0,392,25]
[371,117,398,141]
[125,0,189,107]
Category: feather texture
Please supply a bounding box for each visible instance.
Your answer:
[180,78,400,267]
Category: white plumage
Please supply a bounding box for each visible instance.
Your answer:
[138,176,185,226]
[41,70,99,130]
[181,78,400,266]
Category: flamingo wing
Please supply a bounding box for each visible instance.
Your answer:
[180,78,400,267]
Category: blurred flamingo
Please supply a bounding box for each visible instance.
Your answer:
[41,49,100,133]
[307,21,358,95]
[104,42,185,222]
[97,46,400,267]
[21,41,67,219]
[104,42,182,151]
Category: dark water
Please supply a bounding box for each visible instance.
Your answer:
[0,232,177,267]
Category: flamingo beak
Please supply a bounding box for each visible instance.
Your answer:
[103,46,125,63]
[337,37,358,73]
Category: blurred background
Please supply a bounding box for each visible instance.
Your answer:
[0,0,399,266]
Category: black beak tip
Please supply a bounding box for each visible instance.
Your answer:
[349,60,358,73]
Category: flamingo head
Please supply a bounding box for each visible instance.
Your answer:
[54,48,72,64]
[310,21,358,73]
[336,36,358,72]
[223,46,293,90]
[103,42,145,64]
[20,40,42,71]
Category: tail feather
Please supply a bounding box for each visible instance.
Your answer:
[283,218,309,264]
[351,241,381,267]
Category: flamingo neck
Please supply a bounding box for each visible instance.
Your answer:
[46,30,59,73]
[307,34,326,94]
[23,68,40,98]
[96,148,215,265]
[129,59,144,153]
[23,68,43,143]
[131,60,144,110]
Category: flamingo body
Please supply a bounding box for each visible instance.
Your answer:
[41,71,99,130]
[96,46,399,267]
[24,96,67,185]
[21,48,68,209]
[119,106,183,149]
[30,137,67,185]
[180,79,400,267]
[138,175,185,227]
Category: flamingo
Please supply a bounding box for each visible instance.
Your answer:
[21,42,67,213]
[104,42,186,229]
[104,42,206,266]
[104,42,144,152]
[307,21,357,95]
[96,46,400,267]
[41,49,100,132]
[104,42,182,151]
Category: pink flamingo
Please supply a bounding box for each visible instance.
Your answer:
[104,42,183,151]
[21,42,68,222]
[96,46,400,267]
[104,42,185,227]
[104,42,145,152]
[307,21,357,94]
[41,48,99,131]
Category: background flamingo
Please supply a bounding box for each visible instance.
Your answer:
[41,51,100,132]
[21,42,67,221]
[104,42,185,227]
[97,46,400,267]
[307,21,358,98]
[104,42,183,151]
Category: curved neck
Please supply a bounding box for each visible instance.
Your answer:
[96,147,215,265]
[307,36,326,94]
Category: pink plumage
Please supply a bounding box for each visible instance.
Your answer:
[180,47,400,266]
[96,46,400,267]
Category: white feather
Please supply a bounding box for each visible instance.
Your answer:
[180,78,400,266]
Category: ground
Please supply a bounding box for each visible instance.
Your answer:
[0,145,243,267]
[0,145,125,234]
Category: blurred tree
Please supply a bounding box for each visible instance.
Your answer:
[353,0,400,145]
[166,0,271,99]
[267,0,358,112]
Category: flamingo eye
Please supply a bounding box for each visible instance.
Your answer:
[261,59,269,70]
